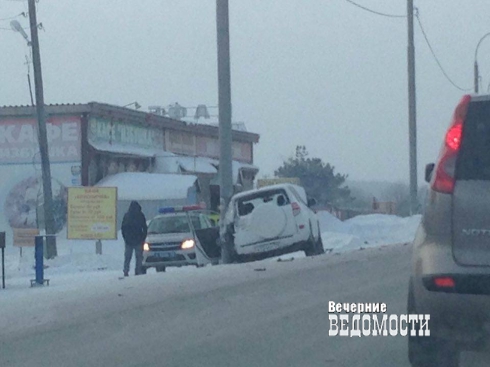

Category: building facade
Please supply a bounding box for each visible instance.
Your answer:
[0,102,259,245]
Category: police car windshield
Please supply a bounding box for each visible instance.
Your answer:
[147,215,191,234]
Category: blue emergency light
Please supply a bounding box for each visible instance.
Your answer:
[158,207,176,214]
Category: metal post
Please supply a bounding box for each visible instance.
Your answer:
[407,0,418,215]
[216,0,234,264]
[34,236,44,285]
[1,248,4,289]
[28,0,57,258]
[27,73,35,106]
[96,239,102,255]
[474,61,479,94]
[0,232,4,289]
[474,33,490,95]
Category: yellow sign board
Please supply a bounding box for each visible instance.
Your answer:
[256,177,301,189]
[67,187,117,240]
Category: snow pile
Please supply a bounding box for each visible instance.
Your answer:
[345,214,421,246]
[154,152,218,174]
[3,228,126,280]
[2,212,422,280]
[320,211,421,253]
[317,210,350,233]
[321,232,365,252]
[96,172,197,201]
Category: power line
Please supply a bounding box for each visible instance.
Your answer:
[0,12,26,21]
[343,0,406,18]
[0,23,28,31]
[0,15,17,21]
[415,11,472,92]
[0,11,28,31]
[342,1,470,91]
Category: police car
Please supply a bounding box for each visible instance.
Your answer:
[142,205,221,272]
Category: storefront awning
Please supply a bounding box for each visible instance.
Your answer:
[88,141,159,158]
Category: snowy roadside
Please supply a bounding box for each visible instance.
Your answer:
[1,241,412,340]
[267,212,421,261]
[1,212,422,286]
[0,212,421,338]
[319,211,421,253]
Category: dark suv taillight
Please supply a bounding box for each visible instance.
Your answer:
[431,95,471,194]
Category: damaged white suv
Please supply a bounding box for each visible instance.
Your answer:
[223,183,324,260]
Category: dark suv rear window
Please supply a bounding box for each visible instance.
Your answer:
[457,101,490,180]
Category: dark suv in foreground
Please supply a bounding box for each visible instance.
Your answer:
[409,94,490,366]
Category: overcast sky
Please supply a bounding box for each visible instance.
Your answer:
[1,0,489,184]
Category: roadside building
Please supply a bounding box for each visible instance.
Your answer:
[0,102,259,245]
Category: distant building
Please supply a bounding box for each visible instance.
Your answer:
[0,102,259,245]
[372,197,397,215]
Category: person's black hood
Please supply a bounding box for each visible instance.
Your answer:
[128,201,141,213]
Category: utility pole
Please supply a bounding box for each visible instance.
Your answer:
[407,0,418,215]
[216,0,234,264]
[28,0,57,258]
[474,61,479,94]
[473,33,490,94]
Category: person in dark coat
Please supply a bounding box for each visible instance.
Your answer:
[121,201,148,276]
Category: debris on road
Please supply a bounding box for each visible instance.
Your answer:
[277,257,294,262]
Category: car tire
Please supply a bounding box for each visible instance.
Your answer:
[303,223,318,257]
[408,279,460,367]
[156,266,166,273]
[221,224,239,264]
[315,226,324,255]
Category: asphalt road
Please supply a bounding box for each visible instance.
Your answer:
[1,244,488,367]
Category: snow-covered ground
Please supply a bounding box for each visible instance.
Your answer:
[1,211,422,354]
[319,211,421,252]
[1,212,421,287]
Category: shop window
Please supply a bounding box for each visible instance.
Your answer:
[127,159,138,172]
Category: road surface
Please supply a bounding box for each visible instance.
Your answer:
[1,243,487,366]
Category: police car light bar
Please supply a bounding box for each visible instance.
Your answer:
[158,204,204,214]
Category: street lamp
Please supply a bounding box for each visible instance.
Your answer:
[474,32,490,93]
[10,20,31,45]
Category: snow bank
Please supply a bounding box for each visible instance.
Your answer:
[154,152,218,174]
[321,232,365,253]
[271,212,420,259]
[320,212,421,253]
[345,214,421,246]
[96,172,197,201]
[317,210,350,233]
[3,227,126,280]
[2,212,421,281]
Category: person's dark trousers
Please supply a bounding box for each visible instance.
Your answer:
[124,244,144,275]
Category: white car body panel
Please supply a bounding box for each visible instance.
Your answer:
[227,183,320,256]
